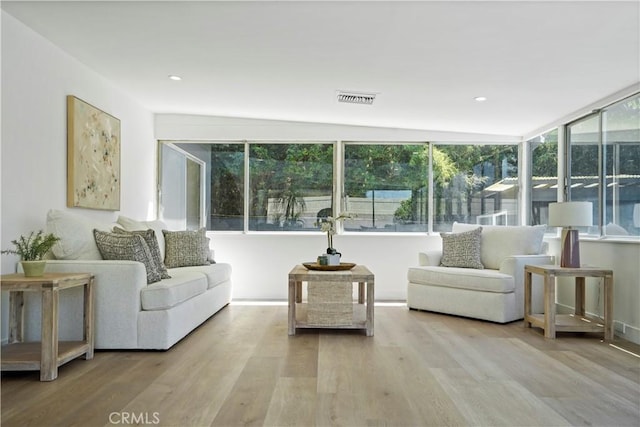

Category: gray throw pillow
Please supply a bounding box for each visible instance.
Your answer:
[93,229,162,284]
[440,227,484,269]
[162,228,211,268]
[113,227,171,279]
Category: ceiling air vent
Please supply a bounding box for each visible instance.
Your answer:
[337,91,376,105]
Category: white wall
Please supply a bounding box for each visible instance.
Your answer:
[155,113,521,143]
[1,12,156,341]
[211,233,442,301]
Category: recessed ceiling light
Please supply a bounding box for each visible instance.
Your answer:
[474,96,487,102]
[168,75,182,81]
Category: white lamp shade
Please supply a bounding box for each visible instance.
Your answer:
[549,201,593,227]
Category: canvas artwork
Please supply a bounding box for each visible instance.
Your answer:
[67,95,121,210]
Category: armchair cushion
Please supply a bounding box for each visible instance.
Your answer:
[408,266,513,293]
[452,222,546,269]
[440,226,484,269]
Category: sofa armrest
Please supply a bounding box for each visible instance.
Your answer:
[500,255,555,317]
[499,255,554,275]
[418,250,442,266]
[43,260,147,348]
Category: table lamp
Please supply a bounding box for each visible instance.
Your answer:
[549,201,593,268]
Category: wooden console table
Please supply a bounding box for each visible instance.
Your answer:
[1,272,95,381]
[288,264,374,336]
[524,264,613,341]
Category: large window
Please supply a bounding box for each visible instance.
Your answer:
[433,144,519,231]
[343,144,428,232]
[566,93,640,237]
[161,141,521,233]
[248,143,334,231]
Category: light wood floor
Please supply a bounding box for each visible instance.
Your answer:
[2,304,639,427]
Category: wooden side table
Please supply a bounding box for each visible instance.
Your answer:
[288,264,374,336]
[1,272,95,381]
[524,264,613,341]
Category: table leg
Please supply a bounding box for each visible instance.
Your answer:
[40,288,59,381]
[8,291,24,344]
[604,273,614,341]
[366,280,374,336]
[84,277,95,359]
[575,276,585,316]
[524,270,532,328]
[358,282,365,304]
[544,273,556,339]
[296,281,302,303]
[288,277,296,335]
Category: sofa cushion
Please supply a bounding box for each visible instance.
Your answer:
[93,230,162,284]
[113,227,171,279]
[408,266,514,293]
[140,272,208,311]
[162,228,211,268]
[117,215,168,260]
[169,262,232,289]
[452,222,546,269]
[440,227,484,269]
[46,209,113,260]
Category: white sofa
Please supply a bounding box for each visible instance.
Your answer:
[407,223,553,323]
[21,210,232,350]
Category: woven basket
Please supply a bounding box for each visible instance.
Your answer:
[307,281,353,326]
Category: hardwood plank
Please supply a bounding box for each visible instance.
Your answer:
[263,377,317,427]
[211,356,282,426]
[431,367,572,426]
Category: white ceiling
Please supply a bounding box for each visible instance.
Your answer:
[3,0,639,137]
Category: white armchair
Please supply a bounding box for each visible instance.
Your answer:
[407,223,554,323]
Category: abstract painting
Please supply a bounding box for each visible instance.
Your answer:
[67,95,121,210]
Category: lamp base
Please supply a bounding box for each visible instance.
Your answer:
[560,228,581,268]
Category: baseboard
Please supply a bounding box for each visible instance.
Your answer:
[557,302,640,344]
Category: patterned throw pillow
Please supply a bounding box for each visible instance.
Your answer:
[113,227,171,279]
[440,227,484,269]
[162,228,211,268]
[93,230,162,284]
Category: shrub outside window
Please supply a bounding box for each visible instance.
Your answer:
[248,143,334,231]
[210,144,245,231]
[343,144,428,232]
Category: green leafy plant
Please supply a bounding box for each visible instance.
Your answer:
[1,230,60,261]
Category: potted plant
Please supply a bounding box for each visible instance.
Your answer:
[317,212,354,262]
[1,230,60,276]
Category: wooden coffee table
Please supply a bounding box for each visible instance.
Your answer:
[288,264,374,336]
[1,272,95,381]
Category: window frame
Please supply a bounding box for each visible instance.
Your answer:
[528,91,640,240]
